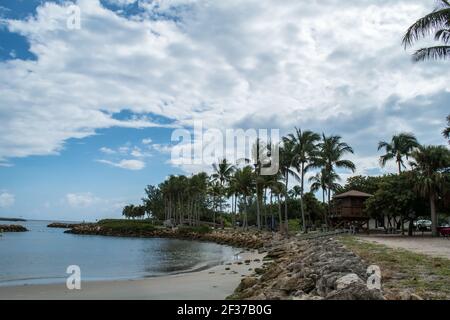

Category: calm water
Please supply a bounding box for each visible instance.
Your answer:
[0,220,238,286]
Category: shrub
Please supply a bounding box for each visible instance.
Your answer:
[97,219,156,232]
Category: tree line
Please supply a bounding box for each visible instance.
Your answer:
[122,118,450,237]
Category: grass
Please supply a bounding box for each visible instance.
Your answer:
[339,235,450,299]
[97,219,156,232]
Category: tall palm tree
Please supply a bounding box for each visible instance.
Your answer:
[279,139,299,234]
[410,145,450,236]
[211,158,235,225]
[284,128,320,233]
[317,134,356,211]
[403,0,450,61]
[378,133,420,174]
[233,166,255,230]
[267,174,285,232]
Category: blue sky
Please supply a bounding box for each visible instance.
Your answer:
[0,0,449,221]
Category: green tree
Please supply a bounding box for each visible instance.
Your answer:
[233,166,255,230]
[378,133,420,174]
[410,145,450,236]
[278,139,298,233]
[284,128,320,233]
[403,0,450,61]
[211,159,235,226]
[365,174,427,235]
[443,114,450,142]
[316,134,356,207]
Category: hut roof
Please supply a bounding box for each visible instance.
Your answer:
[334,190,373,199]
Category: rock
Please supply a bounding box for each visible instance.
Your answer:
[236,277,258,292]
[326,281,384,300]
[0,224,28,232]
[47,222,82,228]
[254,267,264,275]
[410,293,423,300]
[335,273,364,290]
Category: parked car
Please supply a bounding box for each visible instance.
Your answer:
[414,219,432,231]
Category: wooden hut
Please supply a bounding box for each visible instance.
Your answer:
[330,190,372,231]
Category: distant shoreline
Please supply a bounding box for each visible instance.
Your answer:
[0,217,27,222]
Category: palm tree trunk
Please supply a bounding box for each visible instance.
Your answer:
[256,182,261,230]
[300,165,307,233]
[430,194,438,237]
[263,188,267,230]
[231,194,235,229]
[277,194,282,233]
[270,191,274,231]
[284,172,289,233]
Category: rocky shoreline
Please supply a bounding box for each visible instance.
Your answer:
[65,224,267,249]
[230,236,385,300]
[64,223,388,300]
[0,224,28,232]
[47,222,84,228]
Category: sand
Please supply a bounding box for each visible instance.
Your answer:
[357,235,450,259]
[0,250,265,300]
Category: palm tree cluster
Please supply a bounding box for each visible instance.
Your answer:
[127,129,356,234]
[403,0,450,61]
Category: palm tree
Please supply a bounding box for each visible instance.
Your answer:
[233,166,255,230]
[267,175,285,232]
[211,158,235,226]
[443,114,450,142]
[309,169,339,203]
[403,0,450,61]
[285,128,320,233]
[378,133,420,174]
[317,134,356,212]
[410,145,450,236]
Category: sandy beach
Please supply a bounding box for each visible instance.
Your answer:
[0,250,265,300]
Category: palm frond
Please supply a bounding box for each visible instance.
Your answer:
[435,29,450,43]
[377,141,390,151]
[402,8,450,47]
[412,46,450,61]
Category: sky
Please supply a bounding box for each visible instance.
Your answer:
[0,0,449,221]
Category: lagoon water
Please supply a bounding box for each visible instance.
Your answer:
[0,220,238,287]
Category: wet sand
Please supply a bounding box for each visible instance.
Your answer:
[0,250,265,300]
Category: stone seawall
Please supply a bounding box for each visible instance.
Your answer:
[229,237,385,300]
[65,224,268,249]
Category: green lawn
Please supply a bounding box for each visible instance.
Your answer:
[339,235,450,300]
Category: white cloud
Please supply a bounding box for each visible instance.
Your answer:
[96,159,145,170]
[0,0,449,174]
[142,138,152,145]
[99,147,116,154]
[66,192,98,207]
[130,147,143,157]
[0,192,15,208]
